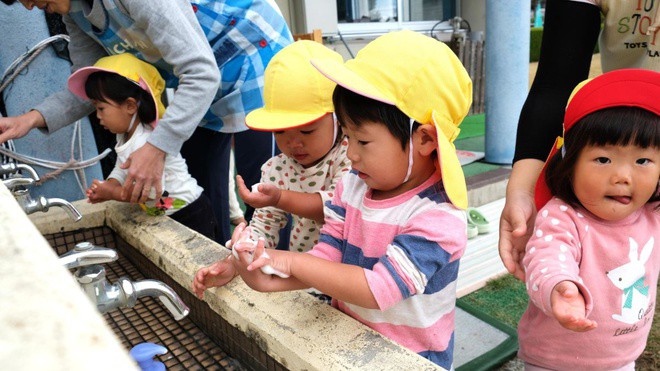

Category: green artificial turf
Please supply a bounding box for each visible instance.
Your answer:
[457,113,485,140]
[459,275,528,329]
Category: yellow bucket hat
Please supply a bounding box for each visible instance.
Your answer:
[312,30,473,209]
[67,53,166,127]
[245,40,343,131]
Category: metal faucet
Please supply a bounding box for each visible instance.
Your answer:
[59,242,190,321]
[0,163,40,182]
[12,188,82,222]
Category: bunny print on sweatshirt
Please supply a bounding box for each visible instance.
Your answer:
[608,237,654,325]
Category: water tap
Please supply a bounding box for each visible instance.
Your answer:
[12,188,82,222]
[0,163,40,182]
[59,242,190,320]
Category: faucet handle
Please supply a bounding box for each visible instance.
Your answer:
[59,242,118,270]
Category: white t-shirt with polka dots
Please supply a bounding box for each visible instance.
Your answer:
[249,138,350,252]
[518,197,660,369]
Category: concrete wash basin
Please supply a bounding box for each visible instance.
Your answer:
[16,197,442,370]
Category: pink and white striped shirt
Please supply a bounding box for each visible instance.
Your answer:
[308,170,467,368]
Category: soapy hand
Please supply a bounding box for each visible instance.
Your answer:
[229,223,289,278]
[236,175,282,209]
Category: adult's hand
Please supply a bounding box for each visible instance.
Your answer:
[499,190,535,280]
[0,111,46,144]
[498,159,543,281]
[120,142,166,203]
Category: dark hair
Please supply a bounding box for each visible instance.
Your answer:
[85,71,157,125]
[332,85,419,150]
[2,0,93,5]
[545,107,660,207]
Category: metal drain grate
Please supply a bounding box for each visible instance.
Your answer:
[46,227,242,371]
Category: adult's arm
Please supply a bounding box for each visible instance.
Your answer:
[513,0,601,163]
[30,14,107,133]
[499,0,602,280]
[122,0,220,155]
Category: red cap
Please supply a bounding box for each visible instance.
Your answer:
[535,69,660,210]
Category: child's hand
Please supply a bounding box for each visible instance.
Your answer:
[192,256,237,299]
[236,175,282,208]
[246,241,293,278]
[551,281,597,332]
[86,179,110,203]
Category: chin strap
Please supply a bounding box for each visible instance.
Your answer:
[332,112,338,144]
[402,118,414,183]
[127,111,138,134]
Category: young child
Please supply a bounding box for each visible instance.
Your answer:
[518,69,660,370]
[67,54,217,240]
[192,41,350,292]
[226,31,472,369]
[237,40,350,252]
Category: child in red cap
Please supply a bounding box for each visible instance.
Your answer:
[518,69,660,370]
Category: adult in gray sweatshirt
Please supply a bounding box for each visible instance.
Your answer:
[0,0,292,242]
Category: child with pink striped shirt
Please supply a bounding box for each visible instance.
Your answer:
[518,69,660,370]
[227,31,472,369]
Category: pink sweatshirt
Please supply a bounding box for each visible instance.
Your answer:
[518,197,660,370]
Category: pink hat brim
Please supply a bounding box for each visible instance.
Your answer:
[67,66,159,128]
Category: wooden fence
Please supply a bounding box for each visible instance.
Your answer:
[451,39,485,115]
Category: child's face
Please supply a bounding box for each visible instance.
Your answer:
[19,0,70,14]
[92,99,135,135]
[343,120,412,196]
[573,144,660,221]
[274,113,335,168]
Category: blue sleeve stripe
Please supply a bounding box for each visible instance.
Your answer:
[325,201,346,219]
[381,258,412,300]
[318,233,343,252]
[392,234,452,278]
[417,332,454,369]
[424,259,460,294]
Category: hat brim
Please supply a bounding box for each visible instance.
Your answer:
[311,59,396,105]
[67,67,160,128]
[534,137,562,210]
[432,117,468,210]
[245,109,329,131]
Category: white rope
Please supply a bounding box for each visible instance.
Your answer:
[0,34,106,194]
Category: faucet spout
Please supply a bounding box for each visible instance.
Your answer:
[0,163,39,181]
[2,177,35,190]
[133,280,190,320]
[44,197,83,222]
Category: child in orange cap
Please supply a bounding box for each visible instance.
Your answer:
[225,31,472,369]
[68,54,217,240]
[192,41,350,296]
[518,69,660,370]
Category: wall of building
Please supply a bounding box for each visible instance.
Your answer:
[459,0,486,34]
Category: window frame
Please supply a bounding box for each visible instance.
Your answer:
[336,0,457,36]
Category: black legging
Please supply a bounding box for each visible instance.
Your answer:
[513,0,601,163]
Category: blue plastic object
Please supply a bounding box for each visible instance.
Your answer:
[130,343,168,371]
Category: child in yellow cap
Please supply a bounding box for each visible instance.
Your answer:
[68,54,217,240]
[192,41,350,296]
[226,31,472,369]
